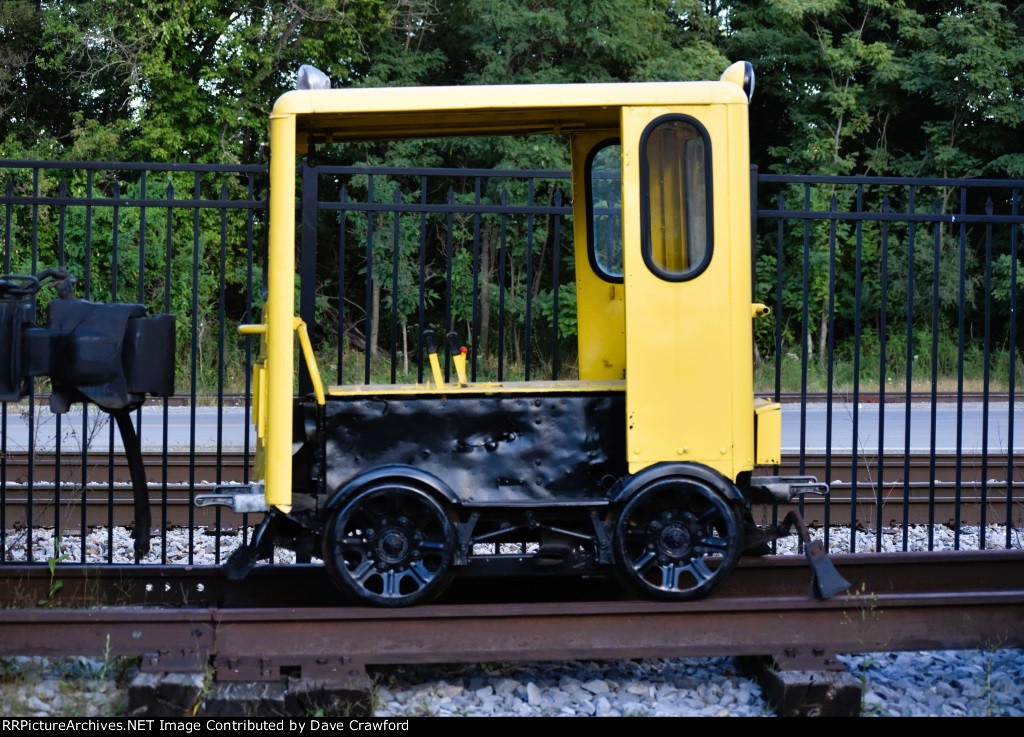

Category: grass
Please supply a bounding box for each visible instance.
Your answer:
[215,336,1024,397]
[755,350,1023,395]
[14,322,1014,398]
[188,342,1023,398]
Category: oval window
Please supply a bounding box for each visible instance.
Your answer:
[640,116,712,281]
[585,140,623,282]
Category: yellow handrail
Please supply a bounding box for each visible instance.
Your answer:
[293,317,326,406]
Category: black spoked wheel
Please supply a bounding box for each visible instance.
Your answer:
[614,476,742,601]
[322,484,455,607]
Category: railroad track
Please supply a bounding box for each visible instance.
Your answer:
[0,450,248,486]
[0,450,250,527]
[0,550,1021,716]
[0,450,1020,529]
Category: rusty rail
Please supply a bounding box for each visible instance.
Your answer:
[1,450,1021,530]
[0,551,1021,676]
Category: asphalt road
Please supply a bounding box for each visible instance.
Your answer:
[2,400,1021,454]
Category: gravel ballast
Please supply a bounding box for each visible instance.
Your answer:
[0,523,1021,717]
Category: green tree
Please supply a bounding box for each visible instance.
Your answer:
[733,0,1024,378]
[2,1,391,162]
[727,0,1024,179]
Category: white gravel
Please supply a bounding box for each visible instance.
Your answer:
[1,523,1021,717]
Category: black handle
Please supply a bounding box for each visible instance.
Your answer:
[422,329,437,354]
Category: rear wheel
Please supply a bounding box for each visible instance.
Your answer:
[322,483,455,606]
[614,476,742,601]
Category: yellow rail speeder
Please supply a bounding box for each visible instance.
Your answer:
[198,62,848,607]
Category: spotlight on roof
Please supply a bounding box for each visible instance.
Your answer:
[297,65,331,91]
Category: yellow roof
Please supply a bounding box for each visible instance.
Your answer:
[271,80,747,142]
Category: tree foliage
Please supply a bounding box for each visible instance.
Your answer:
[1,1,1021,384]
[4,0,1020,176]
[727,0,1024,178]
[2,0,390,162]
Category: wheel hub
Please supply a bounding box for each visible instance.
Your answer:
[376,526,411,564]
[658,522,693,557]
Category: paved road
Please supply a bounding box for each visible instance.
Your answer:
[783,401,1023,454]
[0,405,254,453]
[2,400,1021,454]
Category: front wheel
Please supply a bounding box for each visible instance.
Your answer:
[322,483,455,606]
[614,476,742,601]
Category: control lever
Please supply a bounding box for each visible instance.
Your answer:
[447,331,469,387]
[422,329,445,388]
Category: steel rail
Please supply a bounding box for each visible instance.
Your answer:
[0,450,1018,530]
[0,550,1021,681]
[3,450,1017,483]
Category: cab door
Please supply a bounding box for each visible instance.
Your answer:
[620,104,741,478]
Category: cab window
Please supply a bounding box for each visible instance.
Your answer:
[585,140,623,282]
[640,116,712,281]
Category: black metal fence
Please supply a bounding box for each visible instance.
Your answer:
[294,162,575,392]
[0,159,1020,566]
[755,172,1022,552]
